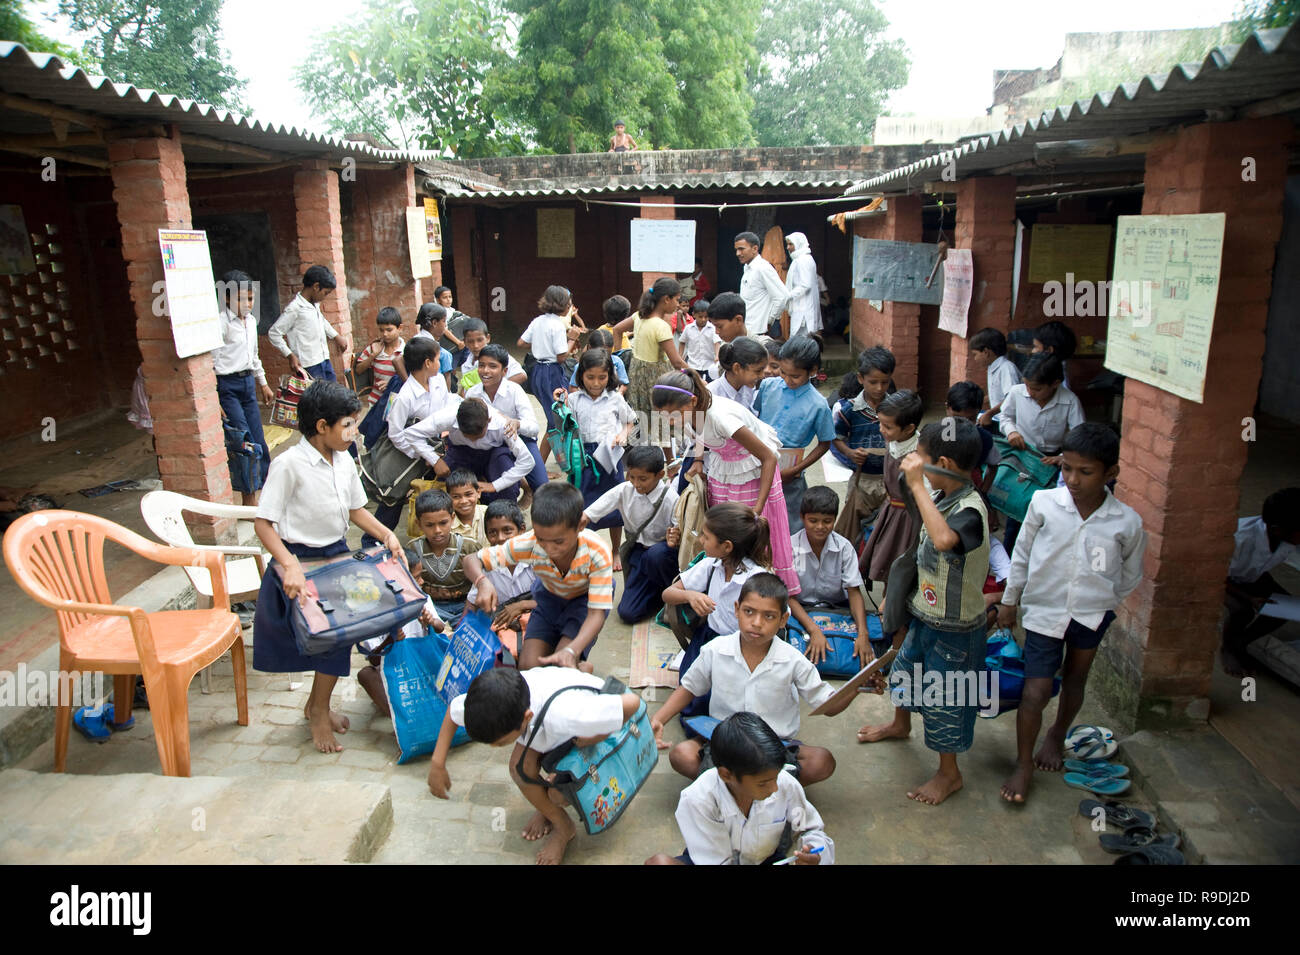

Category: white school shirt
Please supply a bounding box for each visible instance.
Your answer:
[988,536,1011,585]
[399,400,535,491]
[1002,486,1146,639]
[679,556,763,637]
[986,355,1022,413]
[708,374,756,412]
[213,308,268,385]
[1228,516,1300,583]
[566,390,637,445]
[998,383,1085,453]
[466,380,540,440]
[681,321,720,369]
[680,631,834,740]
[462,351,526,381]
[691,395,780,485]
[740,256,790,337]
[268,292,338,368]
[467,563,537,605]
[449,666,624,754]
[584,480,679,547]
[676,768,834,866]
[520,313,570,363]
[387,373,452,456]
[790,530,862,606]
[256,438,365,548]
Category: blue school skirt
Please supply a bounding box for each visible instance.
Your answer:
[252,539,353,678]
[530,361,569,433]
[580,442,625,530]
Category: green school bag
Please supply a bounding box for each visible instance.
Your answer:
[988,436,1059,524]
[547,398,599,488]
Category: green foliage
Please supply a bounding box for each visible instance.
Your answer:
[296,0,522,156]
[1232,0,1299,36]
[58,0,247,110]
[749,0,908,147]
[0,0,95,67]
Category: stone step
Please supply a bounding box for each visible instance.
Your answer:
[0,768,392,864]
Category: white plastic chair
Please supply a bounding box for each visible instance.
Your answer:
[140,490,267,599]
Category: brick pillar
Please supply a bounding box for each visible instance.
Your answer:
[352,164,426,340]
[293,160,352,375]
[108,132,233,514]
[951,176,1017,388]
[449,205,482,318]
[1100,118,1292,728]
[850,195,922,389]
[639,195,675,293]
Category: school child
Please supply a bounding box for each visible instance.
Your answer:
[754,335,835,531]
[251,380,417,754]
[859,419,990,807]
[432,285,468,368]
[999,353,1085,549]
[1032,319,1078,388]
[703,292,750,379]
[946,381,998,494]
[1220,487,1300,676]
[788,486,871,666]
[618,277,689,419]
[467,500,538,650]
[568,327,629,392]
[584,444,679,623]
[859,389,924,583]
[462,480,615,670]
[968,328,1022,428]
[465,343,548,494]
[353,307,405,408]
[400,396,536,505]
[646,712,834,865]
[444,468,489,548]
[652,370,801,593]
[652,574,851,785]
[708,336,766,411]
[214,269,274,504]
[520,285,580,438]
[599,293,635,354]
[557,348,639,566]
[404,487,482,627]
[761,337,782,380]
[997,423,1145,803]
[830,345,892,473]
[268,265,352,382]
[458,318,528,393]
[680,301,721,379]
[415,303,457,386]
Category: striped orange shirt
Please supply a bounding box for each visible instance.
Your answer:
[477,529,614,611]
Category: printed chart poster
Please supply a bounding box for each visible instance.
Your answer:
[852,237,944,305]
[0,204,35,274]
[405,207,432,279]
[537,208,576,258]
[157,230,222,358]
[423,198,442,261]
[1026,224,1113,284]
[630,218,695,272]
[938,248,974,337]
[1104,213,1225,404]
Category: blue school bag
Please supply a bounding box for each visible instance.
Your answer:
[547,398,598,488]
[988,436,1059,523]
[516,677,658,835]
[284,550,427,656]
[380,627,471,763]
[223,423,264,494]
[784,609,887,678]
[433,609,499,705]
[978,628,1061,718]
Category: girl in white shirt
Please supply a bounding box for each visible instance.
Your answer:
[707,336,766,412]
[519,285,582,439]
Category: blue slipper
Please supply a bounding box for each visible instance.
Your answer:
[104,703,134,732]
[72,705,113,742]
[1064,758,1128,778]
[1064,772,1131,796]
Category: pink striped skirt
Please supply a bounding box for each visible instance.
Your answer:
[706,475,802,596]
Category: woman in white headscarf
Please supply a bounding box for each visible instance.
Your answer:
[784,232,822,338]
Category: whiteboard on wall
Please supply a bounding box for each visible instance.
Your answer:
[630,218,695,273]
[158,229,222,358]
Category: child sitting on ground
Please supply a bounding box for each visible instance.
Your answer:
[788,486,872,667]
[858,419,990,807]
[646,711,834,865]
[457,318,528,393]
[583,444,679,623]
[467,500,538,659]
[400,396,536,505]
[408,488,481,627]
[1220,486,1300,676]
[997,423,1145,803]
[428,665,641,865]
[444,468,489,548]
[651,574,852,785]
[462,481,614,670]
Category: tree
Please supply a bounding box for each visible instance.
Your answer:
[749,0,908,147]
[0,0,96,68]
[1235,0,1299,32]
[296,0,522,156]
[58,0,247,110]
[486,0,758,154]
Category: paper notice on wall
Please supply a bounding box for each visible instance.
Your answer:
[852,237,945,305]
[1026,224,1113,284]
[423,198,442,262]
[630,218,695,272]
[938,248,974,337]
[157,230,222,358]
[405,207,432,278]
[537,208,576,258]
[1104,213,1225,404]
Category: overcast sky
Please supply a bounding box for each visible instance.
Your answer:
[31,0,1244,134]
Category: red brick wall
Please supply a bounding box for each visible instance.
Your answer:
[293,162,351,376]
[950,177,1016,390]
[345,165,427,349]
[850,196,922,391]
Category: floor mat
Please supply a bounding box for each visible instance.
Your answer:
[628,621,679,689]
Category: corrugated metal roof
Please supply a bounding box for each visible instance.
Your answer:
[435,173,860,199]
[846,23,1300,195]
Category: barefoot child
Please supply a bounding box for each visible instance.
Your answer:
[1220,487,1300,676]
[788,486,872,667]
[428,666,641,865]
[997,423,1145,803]
[859,419,990,806]
[444,468,489,548]
[646,712,834,865]
[252,381,409,753]
[409,488,482,627]
[462,481,614,669]
[467,500,538,653]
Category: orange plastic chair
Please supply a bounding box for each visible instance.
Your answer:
[3,510,248,777]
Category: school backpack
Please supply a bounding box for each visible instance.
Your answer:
[359,432,432,508]
[672,471,709,574]
[547,398,597,488]
[223,423,264,494]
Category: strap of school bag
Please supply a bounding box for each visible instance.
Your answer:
[514,684,600,789]
[624,484,671,546]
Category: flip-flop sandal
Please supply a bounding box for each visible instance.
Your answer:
[72,705,113,742]
[1067,723,1114,743]
[103,702,134,732]
[1064,725,1118,760]
[1064,758,1129,778]
[1064,772,1131,796]
[1113,844,1186,865]
[1078,799,1156,831]
[1100,828,1180,854]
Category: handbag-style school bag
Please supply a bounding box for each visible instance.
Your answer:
[988,436,1059,524]
[672,471,709,573]
[784,608,887,678]
[515,676,658,835]
[269,373,312,428]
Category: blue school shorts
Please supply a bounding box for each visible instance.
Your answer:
[523,581,596,658]
[1023,611,1116,680]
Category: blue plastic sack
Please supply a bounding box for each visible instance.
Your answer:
[784,609,886,678]
[978,628,1060,718]
[380,628,470,763]
[434,609,499,705]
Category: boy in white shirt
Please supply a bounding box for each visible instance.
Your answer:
[680,301,720,379]
[268,265,351,381]
[651,574,852,786]
[428,666,641,865]
[997,424,1145,804]
[787,486,872,667]
[400,396,535,504]
[1220,487,1300,676]
[969,328,1022,427]
[458,319,528,393]
[647,712,833,865]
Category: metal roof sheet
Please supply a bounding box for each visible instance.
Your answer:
[435,173,860,199]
